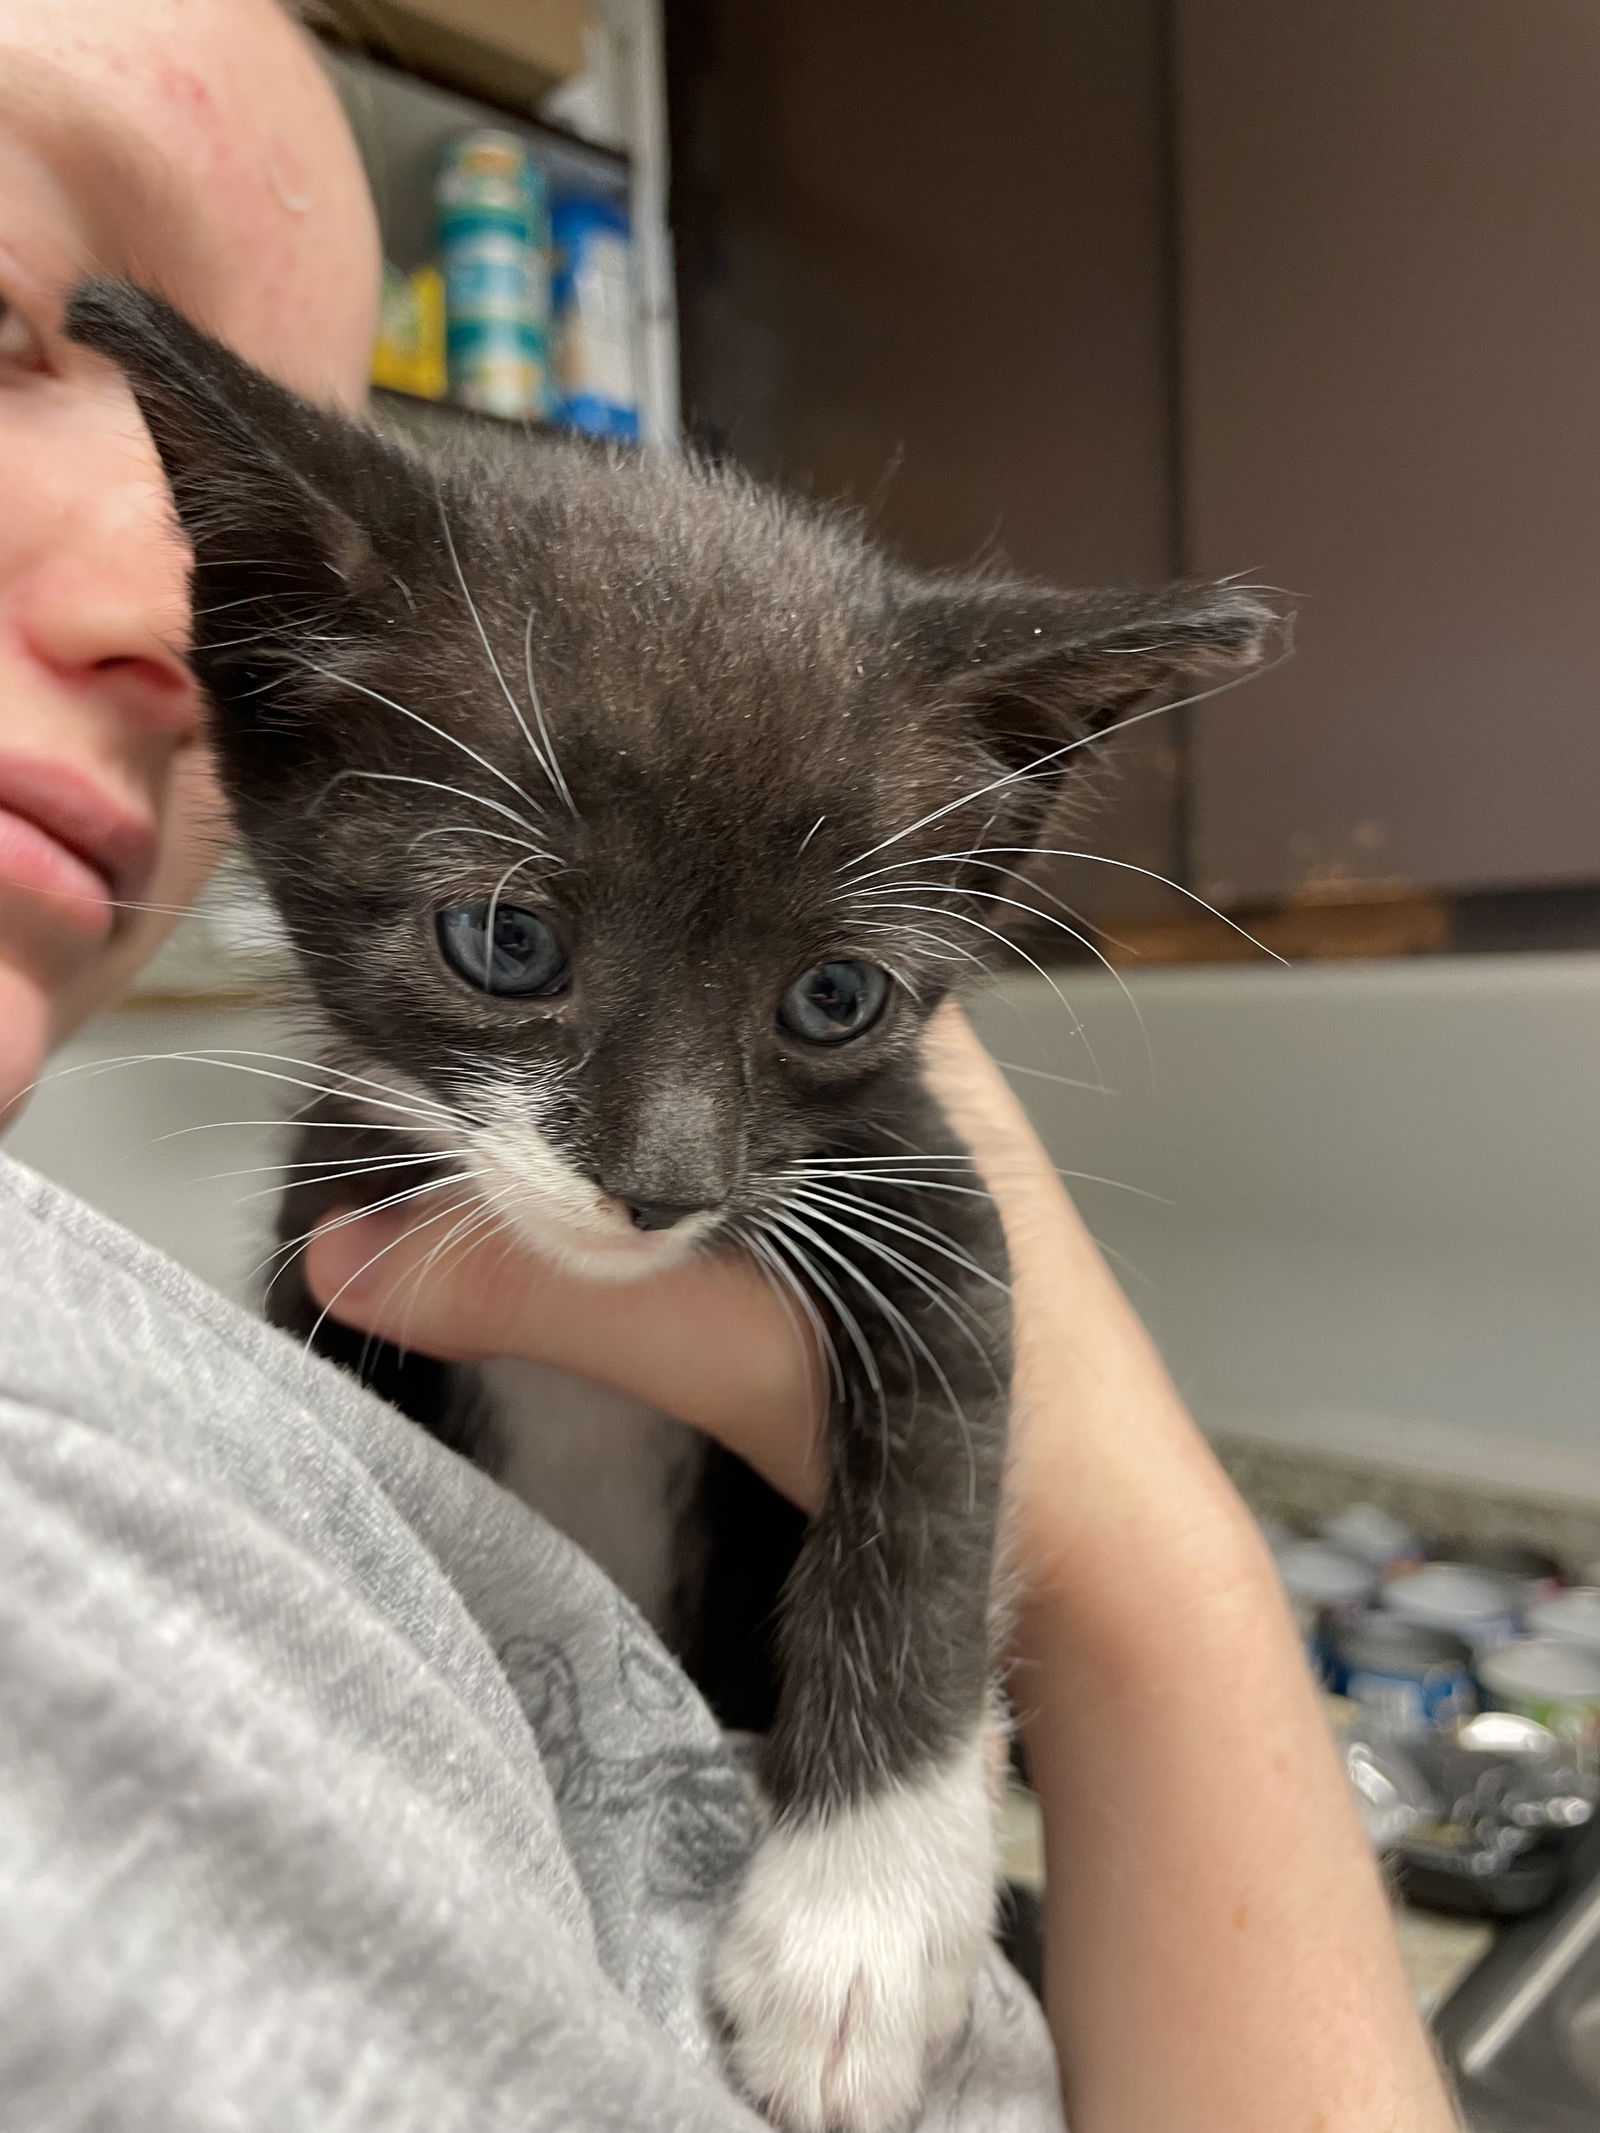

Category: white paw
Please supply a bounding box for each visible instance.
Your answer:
[714,1730,1001,2133]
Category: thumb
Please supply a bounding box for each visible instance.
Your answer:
[302,1196,538,1361]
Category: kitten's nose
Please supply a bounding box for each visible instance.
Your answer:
[625,1199,702,1234]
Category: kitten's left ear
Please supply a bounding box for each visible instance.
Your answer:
[62,279,420,676]
[902,573,1286,843]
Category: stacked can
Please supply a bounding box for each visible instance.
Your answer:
[438,131,551,420]
[551,193,639,441]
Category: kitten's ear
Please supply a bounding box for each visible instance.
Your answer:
[62,279,417,683]
[902,574,1286,844]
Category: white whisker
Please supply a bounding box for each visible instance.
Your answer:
[986,1059,1112,1094]
[152,1117,443,1144]
[435,486,565,803]
[407,823,558,865]
[848,897,1100,1075]
[787,1182,1008,1301]
[317,767,544,838]
[759,1218,886,1422]
[772,1204,981,1514]
[302,1182,477,1350]
[293,657,548,822]
[257,1169,475,1299]
[845,845,1287,965]
[228,1153,448,1207]
[523,604,577,815]
[856,878,1153,1082]
[735,1220,840,1414]
[842,649,1290,872]
[799,1164,1168,1209]
[44,1049,468,1132]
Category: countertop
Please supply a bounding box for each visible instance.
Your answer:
[999,1781,1493,2014]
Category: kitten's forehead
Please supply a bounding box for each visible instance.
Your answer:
[426,452,964,878]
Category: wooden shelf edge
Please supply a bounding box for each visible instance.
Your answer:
[1052,879,1600,969]
[1099,891,1451,967]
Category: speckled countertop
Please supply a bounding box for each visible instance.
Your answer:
[998,1781,1493,2014]
[1394,1904,1493,2015]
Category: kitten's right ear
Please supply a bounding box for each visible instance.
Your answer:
[62,279,417,683]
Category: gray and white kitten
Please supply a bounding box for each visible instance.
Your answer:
[67,281,1273,2133]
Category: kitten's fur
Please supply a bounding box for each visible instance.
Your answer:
[68,281,1274,2133]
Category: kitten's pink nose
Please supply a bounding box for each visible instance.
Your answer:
[625,1199,703,1234]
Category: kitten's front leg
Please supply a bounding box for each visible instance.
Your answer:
[715,1149,1012,2133]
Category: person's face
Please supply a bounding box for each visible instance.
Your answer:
[0,0,379,1117]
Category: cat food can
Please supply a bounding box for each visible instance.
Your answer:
[1334,1612,1476,1740]
[551,192,638,441]
[1382,1562,1522,1652]
[1434,1537,1564,1607]
[1276,1542,1379,1684]
[1319,1503,1425,1579]
[438,130,551,419]
[1526,1587,1600,1655]
[1476,1637,1600,1783]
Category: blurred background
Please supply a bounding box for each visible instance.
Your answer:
[10,8,1600,2108]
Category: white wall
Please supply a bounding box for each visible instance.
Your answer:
[972,954,1600,1496]
[6,1003,294,1307]
[9,957,1598,1498]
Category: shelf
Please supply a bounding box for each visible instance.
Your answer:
[370,387,642,459]
[371,385,565,443]
[323,46,629,277]
[319,0,588,118]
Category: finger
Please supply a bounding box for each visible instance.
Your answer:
[303,1199,826,1505]
[302,1196,541,1361]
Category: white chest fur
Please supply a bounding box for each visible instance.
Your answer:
[476,1357,703,1634]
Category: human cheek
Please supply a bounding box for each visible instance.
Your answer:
[49,742,226,1042]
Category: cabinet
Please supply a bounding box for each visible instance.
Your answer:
[1177,0,1600,907]
[670,0,1600,952]
[666,0,1183,922]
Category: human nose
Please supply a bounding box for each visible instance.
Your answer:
[9,537,199,740]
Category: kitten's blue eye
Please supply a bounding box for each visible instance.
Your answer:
[778,959,890,1045]
[436,903,569,997]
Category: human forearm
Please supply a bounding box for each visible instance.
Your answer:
[1017,1513,1454,2133]
[932,1021,1455,2132]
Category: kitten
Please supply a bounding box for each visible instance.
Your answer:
[67,280,1273,2133]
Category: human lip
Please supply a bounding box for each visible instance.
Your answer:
[0,754,158,924]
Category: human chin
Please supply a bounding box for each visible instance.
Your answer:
[0,956,54,1125]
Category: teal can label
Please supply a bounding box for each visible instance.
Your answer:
[438,130,550,418]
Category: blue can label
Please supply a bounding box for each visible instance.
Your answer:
[1347,1661,1476,1737]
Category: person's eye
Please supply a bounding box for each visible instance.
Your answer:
[778,959,891,1045]
[436,903,570,997]
[0,294,46,373]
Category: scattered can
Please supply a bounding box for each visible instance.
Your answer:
[1434,1536,1564,1607]
[1476,1636,1600,1784]
[1277,1542,1379,1684]
[1319,1503,1425,1578]
[438,130,551,419]
[1382,1562,1521,1652]
[1526,1587,1600,1655]
[1256,1514,1296,1556]
[551,192,638,441]
[1335,1611,1476,1740]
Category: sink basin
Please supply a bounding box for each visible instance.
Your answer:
[1435,1820,1600,2130]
